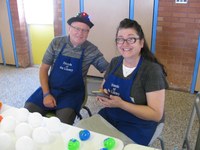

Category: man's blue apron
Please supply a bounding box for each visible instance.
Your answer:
[26,44,85,113]
[99,56,158,146]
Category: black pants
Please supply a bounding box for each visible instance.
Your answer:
[24,102,76,125]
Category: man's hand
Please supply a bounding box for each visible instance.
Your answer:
[43,94,57,108]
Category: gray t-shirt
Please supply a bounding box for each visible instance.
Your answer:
[104,56,169,105]
[42,36,109,79]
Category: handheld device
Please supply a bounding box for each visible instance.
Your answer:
[91,91,110,99]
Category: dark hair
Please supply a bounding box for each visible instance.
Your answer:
[116,18,167,76]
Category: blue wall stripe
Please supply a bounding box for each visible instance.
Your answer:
[191,33,200,93]
[6,0,18,67]
[80,0,84,12]
[129,0,134,20]
[0,33,6,65]
[61,0,66,35]
[151,0,159,54]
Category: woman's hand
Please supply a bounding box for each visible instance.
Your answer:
[43,94,57,108]
[97,95,123,108]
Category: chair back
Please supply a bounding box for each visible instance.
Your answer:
[148,122,165,150]
[148,123,164,145]
[194,93,200,150]
[76,79,92,119]
[182,92,200,150]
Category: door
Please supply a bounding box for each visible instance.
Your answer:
[0,0,15,65]
[85,0,129,77]
[134,0,154,49]
[195,64,200,91]
[0,34,3,64]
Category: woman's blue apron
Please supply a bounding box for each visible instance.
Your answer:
[26,44,85,113]
[100,56,157,146]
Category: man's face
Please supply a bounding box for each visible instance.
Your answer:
[68,22,90,47]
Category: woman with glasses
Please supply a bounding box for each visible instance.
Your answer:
[24,12,108,125]
[77,18,168,146]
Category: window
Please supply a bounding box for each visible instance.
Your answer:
[175,0,188,4]
[24,0,54,24]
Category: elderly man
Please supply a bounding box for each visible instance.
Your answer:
[25,12,108,124]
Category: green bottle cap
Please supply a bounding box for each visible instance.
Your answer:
[103,137,116,150]
[68,138,80,150]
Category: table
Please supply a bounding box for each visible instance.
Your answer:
[0,104,124,150]
[123,144,160,150]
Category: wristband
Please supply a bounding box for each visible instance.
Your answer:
[43,92,50,98]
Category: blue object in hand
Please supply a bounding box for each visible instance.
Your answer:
[79,129,91,141]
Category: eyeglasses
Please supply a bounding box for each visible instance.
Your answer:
[115,37,140,44]
[70,25,89,34]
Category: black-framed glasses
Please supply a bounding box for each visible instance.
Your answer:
[115,37,140,44]
[70,25,89,34]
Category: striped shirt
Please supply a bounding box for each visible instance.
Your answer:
[42,35,109,79]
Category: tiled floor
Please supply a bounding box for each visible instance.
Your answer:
[0,65,199,150]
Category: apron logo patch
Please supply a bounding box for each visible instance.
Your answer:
[109,83,120,96]
[60,62,73,72]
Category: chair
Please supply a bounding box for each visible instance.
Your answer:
[148,122,165,150]
[76,83,92,119]
[182,92,200,150]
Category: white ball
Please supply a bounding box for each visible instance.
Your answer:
[16,108,30,122]
[0,132,13,150]
[32,127,52,144]
[45,117,62,132]
[28,112,43,128]
[15,136,36,150]
[1,107,17,117]
[1,116,16,132]
[15,122,33,139]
